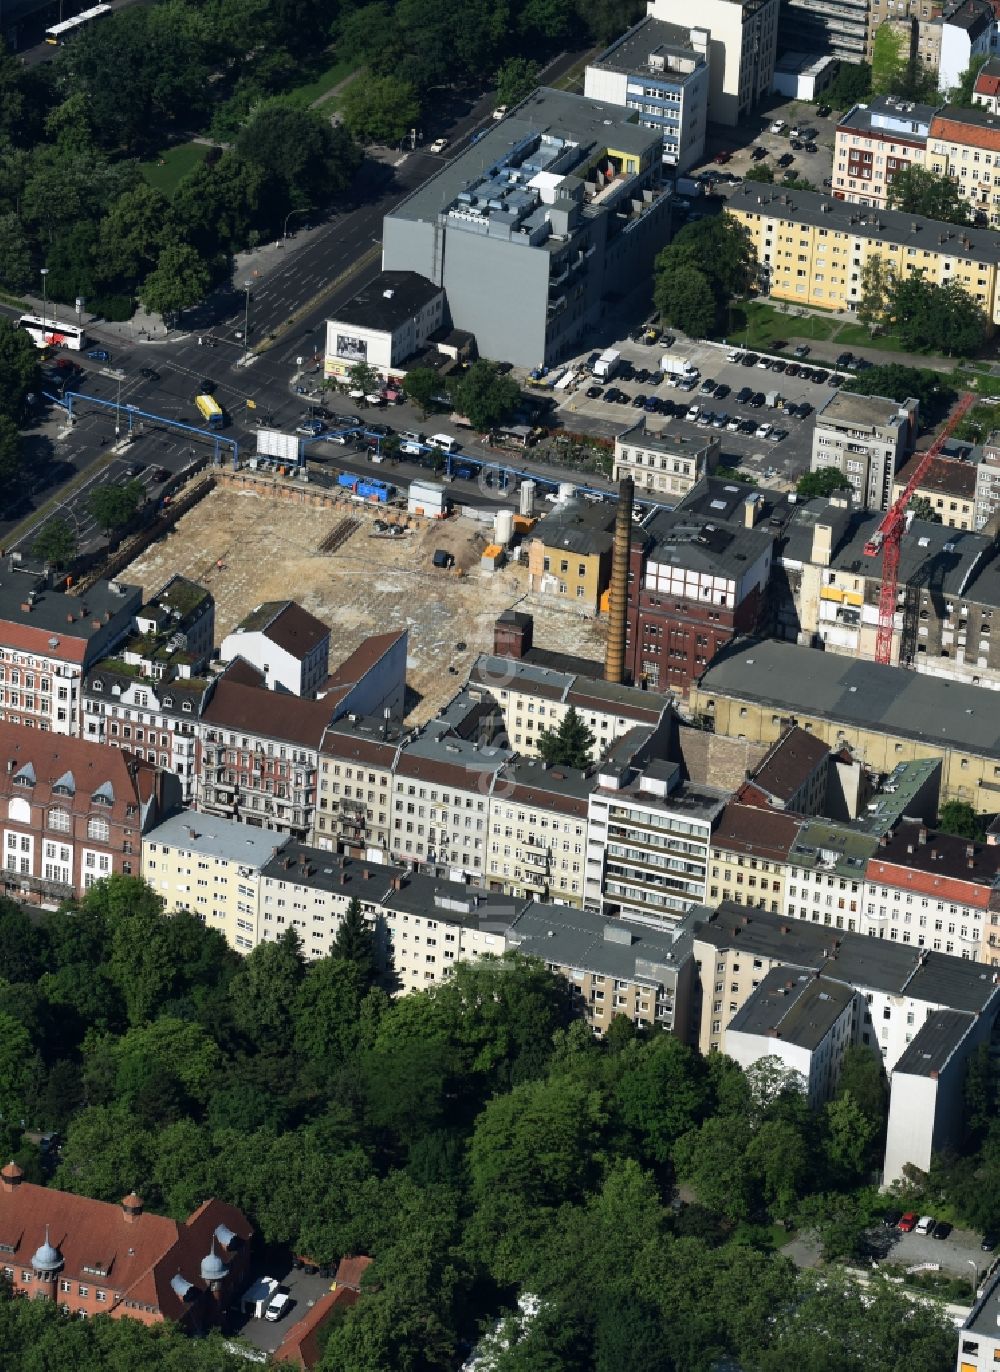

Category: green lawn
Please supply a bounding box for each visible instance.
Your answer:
[285,54,358,108]
[139,142,211,196]
[731,299,959,364]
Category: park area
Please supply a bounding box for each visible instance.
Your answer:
[120,480,605,723]
[139,142,212,197]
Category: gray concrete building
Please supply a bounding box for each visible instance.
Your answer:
[648,0,780,126]
[811,391,919,511]
[382,88,671,368]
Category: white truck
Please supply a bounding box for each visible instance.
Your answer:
[241,1277,279,1319]
[592,348,621,381]
[660,351,699,382]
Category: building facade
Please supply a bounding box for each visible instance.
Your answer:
[0,725,175,906]
[312,714,402,858]
[382,88,671,367]
[928,104,1000,228]
[125,576,215,680]
[727,183,1000,325]
[810,391,918,510]
[648,0,780,126]
[219,601,330,698]
[584,17,711,171]
[890,450,980,528]
[708,802,801,911]
[324,271,446,383]
[613,420,720,500]
[832,97,934,208]
[485,756,592,905]
[526,498,618,612]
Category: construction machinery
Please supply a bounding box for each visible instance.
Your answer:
[863,391,976,666]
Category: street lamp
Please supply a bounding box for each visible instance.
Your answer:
[968,1259,979,1301]
[114,370,124,439]
[242,280,252,364]
[40,267,49,334]
[283,208,310,239]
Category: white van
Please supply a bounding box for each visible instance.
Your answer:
[428,433,459,454]
[264,1290,292,1322]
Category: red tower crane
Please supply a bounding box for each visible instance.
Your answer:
[863,391,976,666]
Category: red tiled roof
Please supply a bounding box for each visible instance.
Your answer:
[333,1255,372,1292]
[0,722,160,821]
[929,113,1000,151]
[976,70,1000,97]
[323,630,406,691]
[273,1286,359,1369]
[237,601,330,660]
[711,802,802,861]
[202,679,339,749]
[0,1183,251,1323]
[865,820,1000,906]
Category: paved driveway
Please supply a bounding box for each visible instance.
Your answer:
[229,1263,336,1355]
[879,1223,990,1284]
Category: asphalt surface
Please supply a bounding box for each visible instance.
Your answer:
[2,48,592,554]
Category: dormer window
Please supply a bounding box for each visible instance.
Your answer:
[182,702,192,713]
[93,681,103,693]
[163,697,173,709]
[13,775,33,789]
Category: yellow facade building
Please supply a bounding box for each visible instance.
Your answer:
[726,183,1000,326]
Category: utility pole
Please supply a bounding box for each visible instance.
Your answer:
[40,266,49,336]
[242,280,252,364]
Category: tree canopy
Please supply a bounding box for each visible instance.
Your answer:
[654,216,755,338]
[536,706,595,768]
[886,164,970,225]
[796,467,853,500]
[451,361,521,432]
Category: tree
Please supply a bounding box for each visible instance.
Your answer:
[141,242,211,320]
[842,362,947,416]
[825,61,872,109]
[0,417,20,506]
[908,495,941,523]
[87,479,143,536]
[348,360,382,397]
[341,76,420,146]
[796,467,852,499]
[228,927,305,1053]
[871,24,908,95]
[938,799,987,841]
[495,56,538,108]
[329,898,379,990]
[0,320,40,422]
[0,1011,32,1126]
[615,1035,710,1165]
[402,366,442,416]
[886,164,970,225]
[451,360,520,431]
[654,216,754,337]
[0,212,31,293]
[33,518,78,569]
[654,263,717,338]
[891,270,988,356]
[823,1090,879,1183]
[99,183,176,284]
[294,956,368,1066]
[536,706,595,768]
[857,253,894,336]
[835,1045,889,1133]
[235,101,360,207]
[744,162,774,183]
[953,52,990,106]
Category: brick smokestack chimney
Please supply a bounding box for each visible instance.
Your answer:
[604,476,634,685]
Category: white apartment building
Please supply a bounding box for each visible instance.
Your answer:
[323,270,446,384]
[585,17,711,171]
[585,737,726,927]
[312,714,402,858]
[612,419,719,499]
[82,667,208,804]
[647,0,779,127]
[811,392,919,511]
[219,600,330,697]
[781,819,876,933]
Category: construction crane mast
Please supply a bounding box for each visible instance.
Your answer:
[863,391,976,666]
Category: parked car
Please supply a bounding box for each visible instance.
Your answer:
[264,1290,292,1322]
[790,139,803,151]
[139,367,160,381]
[982,1233,998,1251]
[150,466,170,482]
[836,351,853,368]
[742,352,759,367]
[784,362,800,377]
[122,462,144,478]
[86,348,110,362]
[632,393,647,408]
[699,378,716,395]
[586,386,603,399]
[714,149,732,163]
[771,428,788,443]
[492,104,508,120]
[738,418,756,435]
[726,415,741,431]
[932,1220,952,1240]
[898,1212,918,1233]
[429,137,448,154]
[735,386,753,404]
[749,392,765,408]
[770,119,786,133]
[296,419,324,436]
[778,153,794,168]
[686,404,700,422]
[816,104,831,117]
[882,1211,903,1229]
[914,1215,935,1235]
[793,344,810,358]
[756,355,771,368]
[796,402,813,419]
[751,146,768,160]
[805,141,818,154]
[770,359,786,373]
[712,411,727,428]
[714,382,731,400]
[755,422,772,439]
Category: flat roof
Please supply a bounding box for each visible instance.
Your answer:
[837,95,936,137]
[853,757,941,834]
[507,900,692,983]
[388,87,658,228]
[0,567,139,641]
[728,183,1000,266]
[383,874,527,929]
[619,418,716,456]
[261,846,398,902]
[643,506,774,581]
[817,390,914,430]
[592,15,707,76]
[145,808,285,867]
[697,638,1000,761]
[331,271,442,333]
[787,818,878,880]
[965,1257,1000,1337]
[729,967,855,1050]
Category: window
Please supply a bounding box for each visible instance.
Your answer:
[87,815,110,842]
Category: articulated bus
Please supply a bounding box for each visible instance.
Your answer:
[195,393,225,429]
[18,315,87,351]
[45,3,113,43]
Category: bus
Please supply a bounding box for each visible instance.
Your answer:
[18,315,86,351]
[45,3,112,43]
[195,393,225,429]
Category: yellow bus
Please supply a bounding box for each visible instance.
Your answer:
[195,393,225,428]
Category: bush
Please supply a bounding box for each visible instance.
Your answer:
[89,294,135,322]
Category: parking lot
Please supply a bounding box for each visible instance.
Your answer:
[554,332,847,489]
[878,1220,995,1287]
[702,98,840,196]
[229,1262,334,1355]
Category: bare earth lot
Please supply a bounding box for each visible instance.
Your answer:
[122,484,606,723]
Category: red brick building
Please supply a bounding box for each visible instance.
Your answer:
[0,1164,252,1330]
[623,483,775,696]
[0,723,178,906]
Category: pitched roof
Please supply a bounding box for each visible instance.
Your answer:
[232,601,329,660]
[333,1255,372,1292]
[747,726,830,805]
[930,104,1000,151]
[0,723,160,819]
[975,55,1000,98]
[323,630,407,692]
[893,452,978,501]
[0,1183,251,1323]
[273,1286,359,1369]
[867,819,1000,903]
[202,679,339,749]
[710,802,802,861]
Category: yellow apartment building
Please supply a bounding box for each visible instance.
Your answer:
[927,105,1000,230]
[708,802,800,912]
[691,639,1000,814]
[526,499,618,613]
[142,809,283,953]
[485,757,592,905]
[726,183,1000,326]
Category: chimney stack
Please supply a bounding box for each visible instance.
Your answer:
[604,476,634,685]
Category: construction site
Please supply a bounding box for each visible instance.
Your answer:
[120,474,607,723]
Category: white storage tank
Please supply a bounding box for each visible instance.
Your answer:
[558,482,575,503]
[519,480,536,516]
[494,509,515,546]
